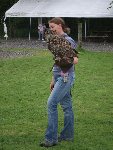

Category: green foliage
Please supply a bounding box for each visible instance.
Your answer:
[0,50,113,150]
[108,1,113,9]
[0,0,19,18]
[0,0,19,37]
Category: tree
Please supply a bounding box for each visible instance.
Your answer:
[0,0,19,19]
[0,0,19,37]
[107,1,113,9]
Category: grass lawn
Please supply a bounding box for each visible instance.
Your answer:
[0,49,113,150]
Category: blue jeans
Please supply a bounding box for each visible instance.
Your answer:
[38,31,44,40]
[45,71,75,143]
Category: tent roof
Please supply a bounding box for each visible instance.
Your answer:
[5,0,113,18]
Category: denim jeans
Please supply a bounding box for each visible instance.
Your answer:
[45,71,75,143]
[38,31,44,40]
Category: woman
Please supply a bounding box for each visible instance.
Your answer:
[40,17,78,147]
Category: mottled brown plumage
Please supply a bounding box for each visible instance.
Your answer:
[44,29,78,72]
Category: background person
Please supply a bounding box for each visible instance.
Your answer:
[38,23,46,41]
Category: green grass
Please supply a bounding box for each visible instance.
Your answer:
[0,50,113,150]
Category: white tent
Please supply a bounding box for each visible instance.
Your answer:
[5,0,113,18]
[4,0,113,40]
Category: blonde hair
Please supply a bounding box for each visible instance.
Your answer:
[48,17,70,34]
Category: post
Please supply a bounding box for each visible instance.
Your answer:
[78,21,82,47]
[29,17,31,40]
[85,20,87,40]
[38,17,42,25]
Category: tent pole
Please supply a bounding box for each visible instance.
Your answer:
[85,20,87,40]
[78,21,82,47]
[29,17,31,40]
[38,17,42,25]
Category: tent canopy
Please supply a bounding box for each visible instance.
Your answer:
[5,0,113,18]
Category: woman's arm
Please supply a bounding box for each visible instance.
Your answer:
[50,76,54,91]
[73,57,78,65]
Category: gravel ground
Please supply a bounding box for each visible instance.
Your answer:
[0,38,47,58]
[82,42,113,52]
[0,38,113,58]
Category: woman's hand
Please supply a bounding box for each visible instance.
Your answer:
[73,57,78,64]
[50,80,54,92]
